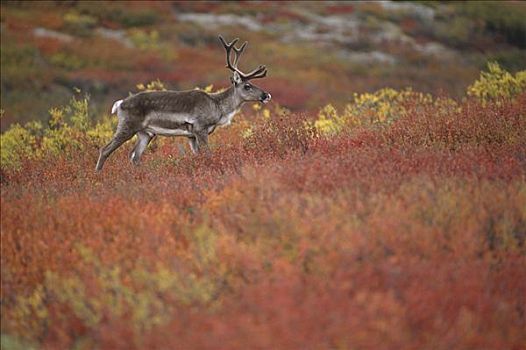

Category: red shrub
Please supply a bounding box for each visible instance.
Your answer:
[1,94,525,349]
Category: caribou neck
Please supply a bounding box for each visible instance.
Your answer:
[212,85,244,117]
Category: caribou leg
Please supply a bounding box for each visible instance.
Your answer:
[95,129,135,171]
[129,131,154,165]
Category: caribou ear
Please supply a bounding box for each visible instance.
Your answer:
[232,71,242,85]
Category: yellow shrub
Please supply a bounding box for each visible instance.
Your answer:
[467,61,526,103]
[6,234,222,337]
[68,94,90,131]
[241,126,254,139]
[39,99,87,156]
[8,285,48,339]
[350,88,431,125]
[87,115,118,145]
[137,79,166,92]
[311,88,433,137]
[0,123,39,169]
[1,94,93,170]
[40,127,78,157]
[313,104,344,136]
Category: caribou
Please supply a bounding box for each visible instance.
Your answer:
[95,35,271,171]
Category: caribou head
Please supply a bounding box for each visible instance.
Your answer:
[219,35,271,104]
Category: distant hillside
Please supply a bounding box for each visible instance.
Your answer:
[1,1,525,130]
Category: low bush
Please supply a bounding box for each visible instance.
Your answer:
[1,64,525,349]
[1,93,107,170]
[467,61,526,104]
[63,11,97,37]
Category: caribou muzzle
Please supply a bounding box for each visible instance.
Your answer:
[260,92,271,104]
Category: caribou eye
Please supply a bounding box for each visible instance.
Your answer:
[244,84,252,90]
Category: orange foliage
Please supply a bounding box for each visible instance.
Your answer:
[1,94,525,349]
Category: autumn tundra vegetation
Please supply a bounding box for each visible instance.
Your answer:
[1,1,526,349]
[95,35,271,172]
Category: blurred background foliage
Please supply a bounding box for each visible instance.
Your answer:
[1,2,526,348]
[1,1,525,130]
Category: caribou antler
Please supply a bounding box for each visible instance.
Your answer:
[219,35,267,81]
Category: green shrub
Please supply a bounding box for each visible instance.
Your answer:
[459,2,526,48]
[433,16,475,48]
[76,3,159,28]
[118,10,158,27]
[0,43,43,87]
[63,11,97,37]
[0,334,37,350]
[68,93,90,131]
[49,52,85,70]
[129,29,160,51]
[486,49,526,72]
